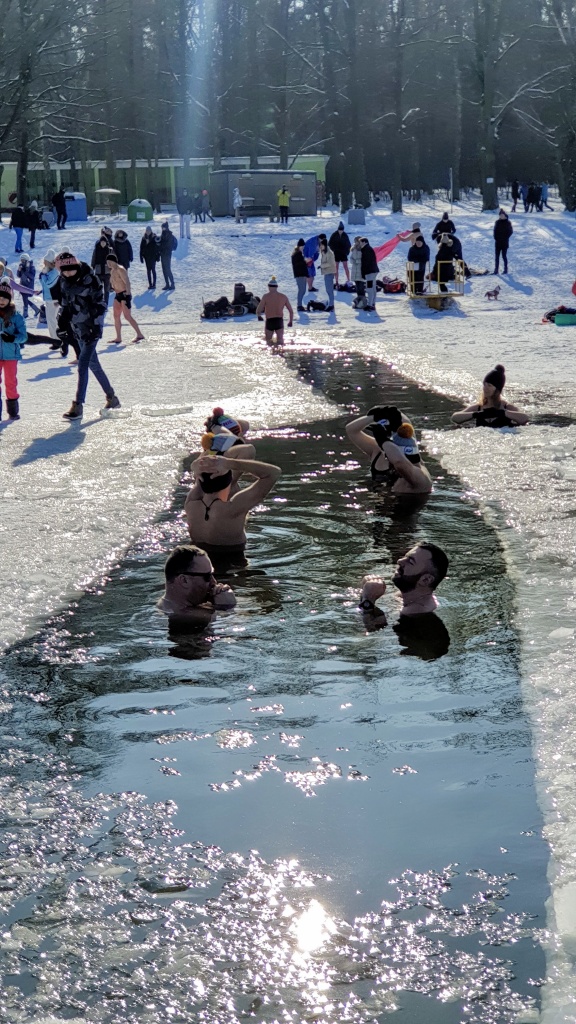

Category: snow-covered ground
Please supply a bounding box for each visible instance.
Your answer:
[2,195,576,1020]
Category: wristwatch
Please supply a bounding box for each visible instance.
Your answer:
[358,598,375,611]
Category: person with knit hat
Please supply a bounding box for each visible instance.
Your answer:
[291,239,308,311]
[346,405,432,494]
[57,251,120,419]
[328,222,351,285]
[255,276,293,345]
[493,209,513,274]
[159,221,176,290]
[0,279,26,421]
[39,249,60,343]
[27,200,42,250]
[451,364,528,427]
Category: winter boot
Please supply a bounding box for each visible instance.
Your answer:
[104,392,121,410]
[6,398,20,420]
[63,401,83,420]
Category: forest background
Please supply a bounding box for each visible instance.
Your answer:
[1,0,576,212]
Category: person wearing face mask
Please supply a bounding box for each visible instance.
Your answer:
[57,251,120,419]
[431,211,456,240]
[158,544,236,628]
[451,364,528,428]
[184,453,281,564]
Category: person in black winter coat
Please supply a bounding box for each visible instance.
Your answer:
[328,221,352,284]
[193,193,203,224]
[291,238,308,310]
[511,179,520,213]
[91,236,114,303]
[360,238,379,310]
[113,229,133,269]
[407,235,430,294]
[27,201,42,249]
[432,235,455,291]
[159,222,176,289]
[432,212,456,240]
[9,205,27,252]
[140,226,160,288]
[177,189,193,238]
[493,210,513,274]
[52,186,67,229]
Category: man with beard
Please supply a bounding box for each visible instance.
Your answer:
[357,542,450,659]
[184,453,281,566]
[359,542,448,616]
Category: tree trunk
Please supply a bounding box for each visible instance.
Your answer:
[17,124,29,205]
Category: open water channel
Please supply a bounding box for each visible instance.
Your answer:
[0,350,547,1023]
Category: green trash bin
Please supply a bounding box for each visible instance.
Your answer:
[127,198,153,223]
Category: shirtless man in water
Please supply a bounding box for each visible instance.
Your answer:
[185,454,281,560]
[256,276,293,346]
[158,544,236,628]
[346,406,432,495]
[359,542,449,617]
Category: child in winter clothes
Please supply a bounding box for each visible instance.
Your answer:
[0,279,26,420]
[17,255,41,319]
[39,249,60,342]
[106,254,145,344]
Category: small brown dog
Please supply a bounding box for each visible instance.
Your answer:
[485,285,501,301]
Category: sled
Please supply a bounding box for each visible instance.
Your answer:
[555,313,576,326]
[406,259,465,308]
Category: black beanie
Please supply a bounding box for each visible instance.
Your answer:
[483,364,506,392]
[338,221,345,230]
[199,470,233,494]
[297,238,305,247]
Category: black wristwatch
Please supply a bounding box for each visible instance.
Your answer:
[359,598,375,611]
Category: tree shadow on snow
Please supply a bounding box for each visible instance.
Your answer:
[12,418,102,466]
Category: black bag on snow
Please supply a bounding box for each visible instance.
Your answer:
[202,295,231,319]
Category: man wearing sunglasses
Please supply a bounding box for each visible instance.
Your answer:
[158,544,236,627]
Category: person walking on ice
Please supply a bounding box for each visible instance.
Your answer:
[106,253,144,344]
[56,251,121,420]
[256,276,293,346]
[0,279,26,421]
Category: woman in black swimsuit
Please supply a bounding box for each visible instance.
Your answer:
[346,407,432,494]
[451,364,529,428]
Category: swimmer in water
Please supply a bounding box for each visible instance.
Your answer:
[346,405,432,494]
[451,364,529,428]
[358,542,449,617]
[158,544,236,628]
[184,453,281,563]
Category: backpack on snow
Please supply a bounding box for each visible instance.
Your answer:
[202,295,231,319]
[378,276,406,294]
[306,299,328,312]
[233,282,260,314]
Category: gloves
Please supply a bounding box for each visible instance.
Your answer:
[1,330,15,343]
[365,422,392,447]
[367,405,396,423]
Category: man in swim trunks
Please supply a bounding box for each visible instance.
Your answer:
[358,541,449,617]
[346,406,432,494]
[256,276,293,346]
[184,453,281,563]
[158,544,236,628]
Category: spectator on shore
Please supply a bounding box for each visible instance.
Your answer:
[292,238,308,311]
[91,235,113,304]
[328,222,351,285]
[359,237,379,311]
[407,235,430,295]
[140,226,160,289]
[177,189,192,238]
[52,186,67,230]
[277,185,291,224]
[113,229,133,269]
[493,209,513,274]
[159,221,176,290]
[432,212,456,240]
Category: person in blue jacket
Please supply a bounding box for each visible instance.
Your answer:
[16,255,41,319]
[39,248,60,344]
[303,235,319,293]
[0,279,26,420]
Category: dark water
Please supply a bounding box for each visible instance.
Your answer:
[0,353,547,1023]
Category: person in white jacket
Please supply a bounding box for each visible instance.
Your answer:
[232,187,243,223]
[319,235,336,310]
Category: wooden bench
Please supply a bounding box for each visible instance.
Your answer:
[240,204,274,223]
